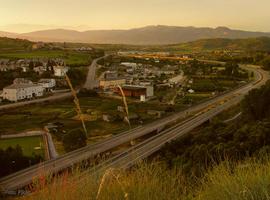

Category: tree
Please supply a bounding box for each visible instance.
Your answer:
[224,62,239,77]
[242,81,270,120]
[0,145,42,177]
[260,56,270,70]
[66,68,86,87]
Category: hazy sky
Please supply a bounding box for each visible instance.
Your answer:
[0,0,270,33]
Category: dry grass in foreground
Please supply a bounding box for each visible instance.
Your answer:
[18,158,270,200]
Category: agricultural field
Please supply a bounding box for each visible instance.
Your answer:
[0,96,128,136]
[0,94,185,137]
[0,136,45,158]
[0,50,92,66]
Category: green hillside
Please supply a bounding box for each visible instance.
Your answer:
[164,37,270,52]
[1,36,270,52]
[88,37,270,52]
[0,37,33,51]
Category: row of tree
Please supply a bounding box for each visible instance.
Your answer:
[0,145,42,178]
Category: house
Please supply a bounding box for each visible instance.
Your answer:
[34,66,47,75]
[188,89,195,94]
[139,82,152,86]
[156,70,175,76]
[104,71,118,79]
[76,47,93,51]
[99,78,126,89]
[13,78,33,84]
[38,79,56,91]
[53,66,69,77]
[2,83,44,102]
[126,68,134,73]
[116,85,154,101]
[120,62,137,68]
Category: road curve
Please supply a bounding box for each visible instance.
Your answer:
[84,55,108,89]
[0,64,269,193]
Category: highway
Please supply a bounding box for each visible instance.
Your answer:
[0,64,269,193]
[84,55,107,89]
[84,95,243,176]
[75,64,269,179]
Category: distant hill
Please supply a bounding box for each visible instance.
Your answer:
[164,37,270,52]
[1,36,270,53]
[0,31,17,38]
[1,25,270,45]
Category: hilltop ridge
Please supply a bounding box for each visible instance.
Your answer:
[1,25,270,45]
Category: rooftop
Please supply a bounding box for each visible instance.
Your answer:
[39,79,54,83]
[121,85,147,90]
[101,77,126,81]
[4,83,41,90]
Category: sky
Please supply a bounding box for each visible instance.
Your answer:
[0,0,270,33]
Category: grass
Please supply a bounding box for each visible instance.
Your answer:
[20,162,189,200]
[0,95,174,136]
[0,136,45,158]
[17,157,270,200]
[194,159,270,200]
[0,50,92,66]
[186,92,213,98]
[0,96,131,154]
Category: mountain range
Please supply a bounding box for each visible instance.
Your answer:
[1,25,270,45]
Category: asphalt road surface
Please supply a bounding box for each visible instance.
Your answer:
[84,56,108,89]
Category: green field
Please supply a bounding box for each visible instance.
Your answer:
[0,97,129,135]
[0,50,92,66]
[0,96,172,135]
[0,136,45,158]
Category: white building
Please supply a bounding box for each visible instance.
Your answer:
[13,78,32,85]
[34,66,47,75]
[2,83,44,102]
[38,79,56,91]
[156,70,175,76]
[53,66,69,77]
[188,89,195,94]
[120,62,137,68]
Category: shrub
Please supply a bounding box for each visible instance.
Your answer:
[63,129,87,152]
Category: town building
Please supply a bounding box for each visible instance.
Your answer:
[116,84,154,101]
[104,71,118,79]
[13,78,33,84]
[120,62,137,68]
[2,83,44,102]
[99,78,126,89]
[38,79,56,91]
[33,66,48,75]
[53,66,69,77]
[155,70,175,76]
